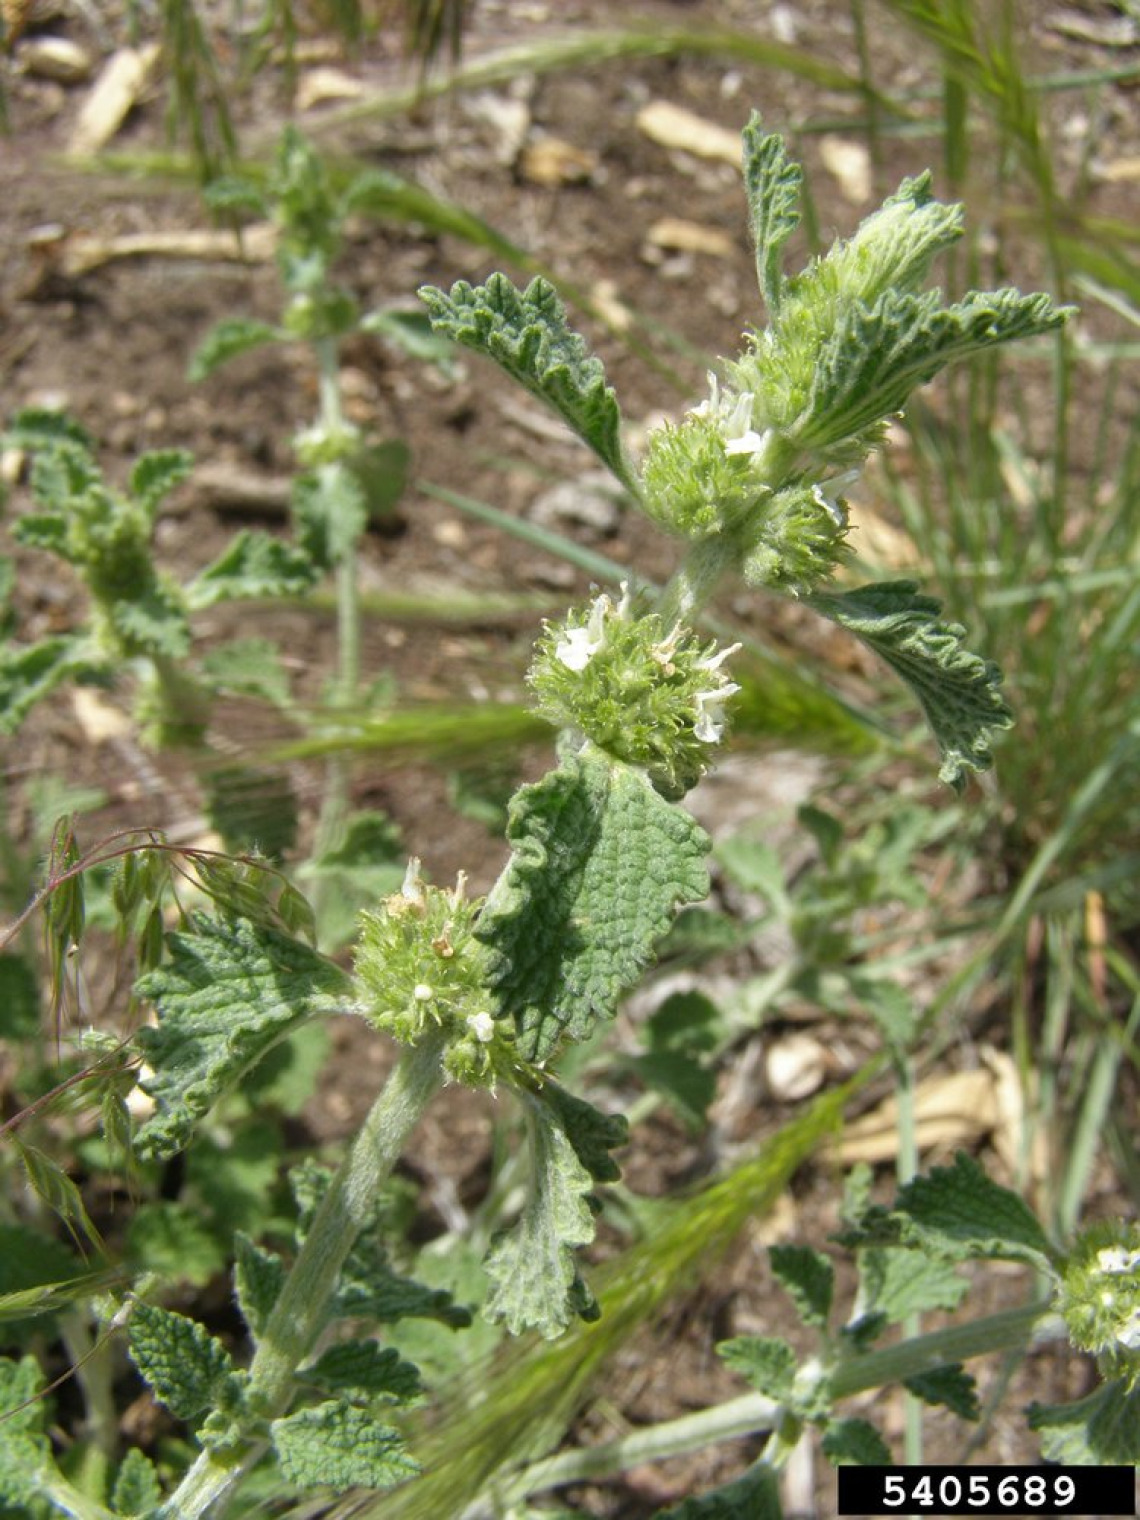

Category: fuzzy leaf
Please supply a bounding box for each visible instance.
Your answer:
[420,274,634,491]
[717,1335,797,1401]
[809,581,1013,790]
[478,751,710,1061]
[0,1356,51,1504]
[305,1341,423,1405]
[798,286,1069,451]
[770,1244,834,1329]
[0,636,92,733]
[233,1233,286,1340]
[270,1400,419,1492]
[742,114,802,312]
[658,1464,782,1519]
[126,1202,226,1286]
[822,1417,891,1465]
[292,462,367,568]
[904,1363,979,1421]
[127,1301,242,1422]
[858,1247,969,1323]
[200,638,292,707]
[189,318,283,381]
[111,1447,162,1517]
[133,914,349,1159]
[338,1262,472,1328]
[1029,1379,1140,1464]
[186,530,317,609]
[130,450,194,514]
[483,1085,621,1338]
[895,1152,1053,1267]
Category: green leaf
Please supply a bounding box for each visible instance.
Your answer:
[186,530,317,609]
[292,462,367,567]
[634,989,721,1129]
[347,438,409,523]
[1029,1379,1140,1464]
[4,407,93,453]
[483,1085,620,1338]
[126,1202,226,1287]
[15,1140,103,1252]
[200,638,292,707]
[0,954,40,1040]
[716,1335,797,1401]
[0,1355,52,1504]
[419,274,635,492]
[202,764,299,861]
[798,286,1069,452]
[895,1152,1053,1268]
[233,1233,286,1340]
[338,1262,472,1329]
[296,809,405,951]
[133,914,350,1158]
[130,450,194,514]
[821,1417,891,1465]
[742,113,802,313]
[632,1050,717,1133]
[904,1363,979,1420]
[808,581,1014,790]
[770,1244,834,1329]
[858,1247,969,1323]
[188,318,283,381]
[0,636,92,734]
[270,1400,419,1492]
[0,1224,82,1343]
[111,1447,162,1516]
[478,751,710,1061]
[657,1463,783,1519]
[127,1301,242,1422]
[305,1341,423,1405]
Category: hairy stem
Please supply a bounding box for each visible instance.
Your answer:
[158,1032,448,1520]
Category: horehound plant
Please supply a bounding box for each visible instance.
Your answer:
[4,116,1135,1520]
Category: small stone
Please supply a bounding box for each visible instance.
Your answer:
[519,136,598,187]
[17,35,94,84]
[765,1033,828,1101]
[646,216,735,259]
[636,101,741,166]
[528,471,624,541]
[296,65,365,111]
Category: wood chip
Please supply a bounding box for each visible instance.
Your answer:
[72,687,131,744]
[646,216,735,258]
[1047,7,1138,47]
[296,65,367,111]
[1095,155,1140,184]
[829,1058,1007,1165]
[819,135,873,205]
[635,101,741,166]
[55,224,276,277]
[16,36,95,84]
[67,43,160,157]
[519,136,598,186]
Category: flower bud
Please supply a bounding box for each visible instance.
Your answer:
[1057,1222,1140,1387]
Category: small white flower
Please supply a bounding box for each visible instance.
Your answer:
[467,1011,496,1044]
[1118,1308,1140,1351]
[812,469,860,527]
[400,857,427,908]
[693,683,741,743]
[1096,1246,1140,1275]
[413,983,434,1002]
[697,641,742,674]
[556,592,610,671]
[693,373,769,460]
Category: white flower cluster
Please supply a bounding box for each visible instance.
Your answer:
[1095,1245,1140,1351]
[692,373,771,462]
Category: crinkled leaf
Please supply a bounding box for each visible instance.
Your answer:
[13,509,69,555]
[188,318,283,382]
[270,1400,419,1492]
[186,530,317,609]
[809,581,1013,790]
[478,751,710,1061]
[483,1086,617,1339]
[896,1152,1053,1267]
[133,914,349,1159]
[0,953,40,1039]
[348,438,409,522]
[904,1363,979,1421]
[845,970,921,1053]
[0,1356,51,1504]
[742,114,802,313]
[111,1447,162,1517]
[634,989,721,1130]
[292,461,367,568]
[420,274,635,492]
[859,1247,969,1323]
[109,582,191,660]
[338,1261,471,1329]
[4,407,93,453]
[127,1301,241,1422]
[305,1341,423,1405]
[130,450,194,514]
[717,1335,797,1402]
[821,1417,891,1465]
[537,1079,628,1184]
[658,1463,782,1519]
[770,1244,834,1329]
[824,172,964,306]
[799,287,1070,452]
[0,636,92,733]
[1029,1379,1140,1464]
[126,1202,226,1287]
[200,638,292,707]
[233,1233,286,1340]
